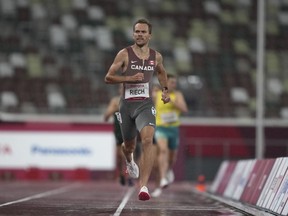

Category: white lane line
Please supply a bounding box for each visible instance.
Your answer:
[113,187,135,216]
[0,183,81,207]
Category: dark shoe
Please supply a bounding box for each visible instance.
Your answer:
[119,175,126,186]
[127,178,134,187]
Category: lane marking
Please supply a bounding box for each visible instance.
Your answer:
[0,183,81,207]
[113,187,135,216]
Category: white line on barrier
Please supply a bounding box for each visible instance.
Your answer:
[0,183,81,207]
[113,187,135,216]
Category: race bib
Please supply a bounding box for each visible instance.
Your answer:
[160,112,178,124]
[124,83,149,99]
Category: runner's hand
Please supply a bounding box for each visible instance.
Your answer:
[129,73,144,82]
[161,89,170,104]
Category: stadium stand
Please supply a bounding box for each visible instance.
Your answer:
[0,0,287,118]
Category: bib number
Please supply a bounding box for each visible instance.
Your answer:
[160,112,178,124]
[124,83,149,99]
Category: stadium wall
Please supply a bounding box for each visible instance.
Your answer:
[0,121,287,182]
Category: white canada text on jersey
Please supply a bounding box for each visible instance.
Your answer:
[131,65,154,71]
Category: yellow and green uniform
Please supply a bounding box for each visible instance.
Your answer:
[155,91,180,127]
[155,90,180,150]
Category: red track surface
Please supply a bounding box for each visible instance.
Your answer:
[0,181,256,216]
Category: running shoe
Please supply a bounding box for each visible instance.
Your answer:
[119,174,126,186]
[160,177,169,188]
[126,155,139,179]
[166,169,175,184]
[151,188,162,198]
[127,178,134,187]
[138,186,150,201]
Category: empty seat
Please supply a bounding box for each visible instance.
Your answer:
[230,87,249,103]
[72,0,88,9]
[26,52,43,77]
[49,25,68,49]
[9,53,26,68]
[0,91,18,109]
[0,62,14,77]
[0,0,16,17]
[94,26,114,50]
[267,78,283,96]
[87,6,105,21]
[280,107,288,118]
[61,14,77,31]
[47,91,66,110]
[204,1,221,16]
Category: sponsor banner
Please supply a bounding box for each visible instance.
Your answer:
[278,179,288,215]
[0,131,115,170]
[224,160,250,199]
[263,158,287,209]
[282,198,288,215]
[249,158,276,205]
[240,159,267,203]
[270,159,288,213]
[275,170,288,214]
[216,161,237,195]
[232,159,256,200]
[257,158,285,207]
[211,157,288,216]
[209,160,229,193]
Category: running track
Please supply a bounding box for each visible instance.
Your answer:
[0,181,274,216]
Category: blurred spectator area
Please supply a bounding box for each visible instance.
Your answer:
[0,0,288,118]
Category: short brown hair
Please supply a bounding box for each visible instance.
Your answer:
[167,74,176,79]
[133,18,152,34]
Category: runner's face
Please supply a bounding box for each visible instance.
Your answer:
[133,23,151,47]
[168,78,177,90]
